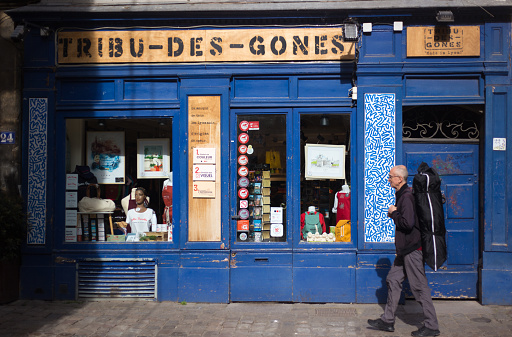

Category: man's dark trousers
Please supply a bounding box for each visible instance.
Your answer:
[381,249,439,331]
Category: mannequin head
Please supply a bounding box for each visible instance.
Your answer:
[135,187,148,206]
[308,206,316,213]
[341,184,350,193]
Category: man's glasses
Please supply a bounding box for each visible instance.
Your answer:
[388,175,400,179]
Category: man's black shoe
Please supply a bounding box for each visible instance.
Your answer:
[411,326,441,336]
[367,318,395,332]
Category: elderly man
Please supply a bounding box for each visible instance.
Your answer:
[368,165,440,337]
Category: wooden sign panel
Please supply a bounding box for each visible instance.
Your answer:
[407,26,480,57]
[188,96,221,242]
[57,28,355,64]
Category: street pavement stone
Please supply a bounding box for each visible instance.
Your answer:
[0,300,511,336]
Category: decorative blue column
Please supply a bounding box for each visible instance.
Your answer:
[27,98,48,245]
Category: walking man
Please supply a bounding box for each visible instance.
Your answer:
[368,165,440,336]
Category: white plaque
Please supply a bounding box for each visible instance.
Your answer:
[193,164,216,181]
[193,181,216,198]
[65,228,77,242]
[66,174,78,190]
[193,147,216,164]
[65,209,77,227]
[271,207,283,224]
[65,191,78,208]
[493,138,506,151]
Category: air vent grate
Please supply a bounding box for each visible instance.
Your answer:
[77,259,156,299]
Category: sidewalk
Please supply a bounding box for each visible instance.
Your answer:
[1,299,511,336]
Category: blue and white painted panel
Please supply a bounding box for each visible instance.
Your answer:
[28,98,48,245]
[364,94,395,243]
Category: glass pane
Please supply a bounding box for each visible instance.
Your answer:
[236,114,286,243]
[300,114,351,243]
[65,118,173,243]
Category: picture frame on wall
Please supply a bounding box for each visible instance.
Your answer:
[86,131,125,184]
[305,144,346,180]
[137,138,171,179]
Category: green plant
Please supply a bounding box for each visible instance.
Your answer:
[0,192,27,261]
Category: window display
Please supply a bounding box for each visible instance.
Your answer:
[300,114,351,243]
[236,115,286,242]
[65,118,173,243]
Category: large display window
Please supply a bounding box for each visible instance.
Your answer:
[64,118,173,243]
[300,114,351,243]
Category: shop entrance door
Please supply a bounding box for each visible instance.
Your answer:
[230,112,292,301]
[403,143,479,298]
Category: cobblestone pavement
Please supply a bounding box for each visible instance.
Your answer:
[1,299,511,337]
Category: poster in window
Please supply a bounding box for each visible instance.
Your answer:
[86,131,125,184]
[137,138,170,179]
[305,144,346,180]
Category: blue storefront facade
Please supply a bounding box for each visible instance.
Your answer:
[8,1,512,304]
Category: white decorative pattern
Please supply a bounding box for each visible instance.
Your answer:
[364,94,396,243]
[28,98,48,244]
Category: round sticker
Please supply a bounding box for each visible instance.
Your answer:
[238,133,249,144]
[247,145,254,155]
[239,120,249,132]
[239,208,250,220]
[238,144,248,154]
[238,188,249,199]
[238,166,248,177]
[238,155,249,166]
[240,200,249,209]
[239,232,248,241]
[238,176,250,188]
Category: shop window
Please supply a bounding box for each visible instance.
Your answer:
[300,114,351,243]
[236,115,286,242]
[65,118,173,243]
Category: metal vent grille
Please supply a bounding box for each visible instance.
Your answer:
[77,259,156,299]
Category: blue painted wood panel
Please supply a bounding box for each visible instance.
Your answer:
[481,252,512,305]
[405,77,481,98]
[233,78,290,98]
[403,143,479,298]
[293,253,356,303]
[230,252,292,301]
[59,80,116,101]
[124,80,178,101]
[178,252,230,303]
[297,78,349,98]
[356,253,399,303]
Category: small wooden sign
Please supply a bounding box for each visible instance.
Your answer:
[407,26,480,57]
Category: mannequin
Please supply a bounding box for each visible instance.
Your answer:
[162,172,173,224]
[300,206,326,240]
[332,184,351,222]
[117,187,156,240]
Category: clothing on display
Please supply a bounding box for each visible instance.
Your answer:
[332,184,350,222]
[126,208,157,240]
[300,208,326,239]
[162,177,173,225]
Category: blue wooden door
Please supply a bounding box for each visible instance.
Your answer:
[403,143,479,298]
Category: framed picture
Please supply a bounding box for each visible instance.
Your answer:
[86,131,125,184]
[137,138,171,179]
[305,144,346,180]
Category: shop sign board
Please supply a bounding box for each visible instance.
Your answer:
[57,28,355,64]
[193,164,216,181]
[407,26,480,57]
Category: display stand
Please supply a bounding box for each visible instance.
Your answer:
[77,212,114,242]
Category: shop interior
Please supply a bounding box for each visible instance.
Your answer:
[65,118,173,243]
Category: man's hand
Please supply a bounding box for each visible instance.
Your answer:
[388,205,397,217]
